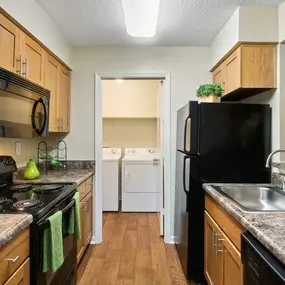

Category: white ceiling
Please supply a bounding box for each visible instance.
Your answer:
[37,0,283,46]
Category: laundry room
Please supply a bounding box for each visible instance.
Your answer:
[102,79,163,213]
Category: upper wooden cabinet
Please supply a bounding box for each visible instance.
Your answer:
[0,14,21,74]
[57,65,71,132]
[212,44,277,100]
[44,55,60,132]
[21,33,45,86]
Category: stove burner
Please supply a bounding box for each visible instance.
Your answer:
[12,199,42,210]
[9,184,33,192]
[33,184,64,194]
[0,197,12,206]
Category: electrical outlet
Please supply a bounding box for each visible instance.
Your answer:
[15,142,21,156]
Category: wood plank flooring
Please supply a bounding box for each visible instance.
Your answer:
[77,213,194,285]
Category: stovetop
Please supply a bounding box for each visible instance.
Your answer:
[0,182,77,221]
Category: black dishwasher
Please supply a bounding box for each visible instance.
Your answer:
[241,232,285,285]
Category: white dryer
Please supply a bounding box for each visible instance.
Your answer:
[122,148,159,212]
[102,148,122,211]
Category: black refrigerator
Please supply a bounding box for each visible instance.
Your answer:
[175,101,271,283]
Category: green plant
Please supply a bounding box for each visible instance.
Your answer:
[196,83,223,98]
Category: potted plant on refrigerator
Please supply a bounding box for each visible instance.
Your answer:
[196,83,223,103]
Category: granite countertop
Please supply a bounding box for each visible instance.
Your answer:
[14,169,95,185]
[203,183,285,265]
[0,214,33,248]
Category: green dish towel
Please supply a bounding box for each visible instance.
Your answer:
[42,211,64,273]
[68,191,81,240]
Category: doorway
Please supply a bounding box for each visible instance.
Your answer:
[93,73,171,244]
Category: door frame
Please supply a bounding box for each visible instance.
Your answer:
[92,72,172,244]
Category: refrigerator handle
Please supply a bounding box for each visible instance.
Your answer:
[183,115,191,153]
[183,156,190,195]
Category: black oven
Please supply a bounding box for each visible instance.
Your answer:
[31,191,77,285]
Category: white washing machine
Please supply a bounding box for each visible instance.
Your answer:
[122,148,159,212]
[102,148,122,211]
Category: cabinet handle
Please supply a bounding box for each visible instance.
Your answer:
[16,55,22,76]
[84,202,88,211]
[61,118,64,131]
[215,235,224,257]
[22,58,28,78]
[5,256,19,263]
[212,229,216,251]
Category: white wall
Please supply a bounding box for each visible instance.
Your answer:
[102,80,159,118]
[0,0,73,66]
[103,118,157,148]
[67,47,211,237]
[239,6,278,43]
[211,6,279,68]
[210,8,240,68]
[279,2,285,43]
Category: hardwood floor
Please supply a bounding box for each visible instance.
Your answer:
[77,212,193,285]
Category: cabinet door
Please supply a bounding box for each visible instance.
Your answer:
[58,65,71,132]
[4,258,30,285]
[77,201,85,264]
[222,234,243,285]
[204,212,223,285]
[83,192,93,247]
[212,63,225,95]
[44,55,60,132]
[21,33,45,86]
[224,48,241,94]
[204,212,216,285]
[0,13,21,74]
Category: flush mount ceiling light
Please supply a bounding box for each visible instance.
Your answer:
[122,0,160,38]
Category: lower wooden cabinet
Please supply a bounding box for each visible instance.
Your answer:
[76,175,94,264]
[4,258,30,285]
[204,211,243,285]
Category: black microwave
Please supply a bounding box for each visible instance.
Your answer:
[0,67,50,138]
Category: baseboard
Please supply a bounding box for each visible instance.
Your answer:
[164,235,175,244]
[90,235,102,244]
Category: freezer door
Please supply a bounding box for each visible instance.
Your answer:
[176,101,199,154]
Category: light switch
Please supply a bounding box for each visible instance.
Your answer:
[15,142,21,156]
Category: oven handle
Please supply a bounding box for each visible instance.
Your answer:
[38,199,75,228]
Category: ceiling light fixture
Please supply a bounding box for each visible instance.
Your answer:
[116,79,124,84]
[122,0,160,38]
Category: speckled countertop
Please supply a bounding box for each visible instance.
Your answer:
[203,183,285,265]
[0,214,33,248]
[14,169,95,185]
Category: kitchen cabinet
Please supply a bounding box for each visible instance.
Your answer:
[0,9,72,133]
[205,195,244,285]
[21,33,45,86]
[0,14,21,74]
[77,201,85,264]
[204,212,223,285]
[83,192,93,246]
[44,54,60,132]
[212,44,277,100]
[57,65,71,132]
[0,228,30,285]
[76,175,94,264]
[4,258,30,285]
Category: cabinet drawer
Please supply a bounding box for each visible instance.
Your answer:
[4,258,30,285]
[205,194,244,251]
[0,228,29,284]
[85,176,94,195]
[78,182,86,201]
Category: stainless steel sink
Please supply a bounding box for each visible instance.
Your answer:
[213,184,285,212]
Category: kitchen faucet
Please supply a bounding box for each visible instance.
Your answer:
[265,149,285,168]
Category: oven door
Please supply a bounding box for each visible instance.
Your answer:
[35,195,77,285]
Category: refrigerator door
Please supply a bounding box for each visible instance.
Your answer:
[176,101,199,154]
[175,151,203,282]
[199,103,271,183]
